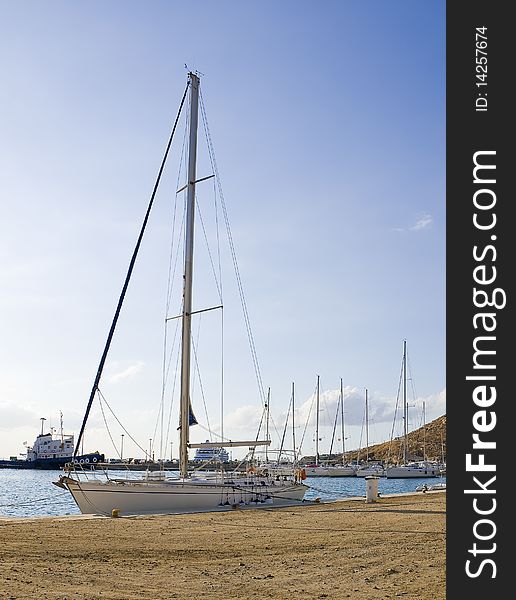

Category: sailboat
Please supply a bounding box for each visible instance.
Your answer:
[54,72,308,515]
[304,377,356,477]
[385,340,439,478]
[250,384,301,478]
[355,388,385,477]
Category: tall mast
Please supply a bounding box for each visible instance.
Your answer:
[292,382,296,464]
[179,72,200,479]
[340,378,346,465]
[403,339,408,465]
[315,375,320,466]
[365,388,369,462]
[422,399,426,461]
[265,387,270,462]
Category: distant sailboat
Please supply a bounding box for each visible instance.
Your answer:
[385,340,439,479]
[55,72,308,514]
[355,388,384,477]
[304,377,356,477]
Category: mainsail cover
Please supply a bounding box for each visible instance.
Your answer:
[178,401,198,429]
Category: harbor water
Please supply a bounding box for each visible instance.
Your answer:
[0,469,446,518]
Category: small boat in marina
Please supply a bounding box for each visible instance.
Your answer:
[416,481,446,492]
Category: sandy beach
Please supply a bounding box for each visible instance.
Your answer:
[0,491,445,600]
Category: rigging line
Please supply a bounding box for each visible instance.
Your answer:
[165,104,189,314]
[196,421,231,441]
[329,396,340,457]
[199,91,266,406]
[97,388,149,457]
[164,326,182,453]
[163,204,187,369]
[0,491,70,509]
[74,82,190,458]
[321,384,333,431]
[201,116,225,442]
[191,315,213,438]
[155,303,184,454]
[160,326,167,460]
[277,395,292,464]
[266,398,286,446]
[97,389,122,459]
[388,352,405,462]
[159,206,187,456]
[298,378,319,455]
[220,307,224,442]
[200,93,224,300]
[166,110,189,312]
[158,211,186,457]
[407,354,421,426]
[357,407,365,462]
[250,405,267,461]
[195,196,223,301]
[160,103,188,460]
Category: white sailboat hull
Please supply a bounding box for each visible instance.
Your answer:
[385,464,439,478]
[60,476,308,515]
[355,465,385,477]
[304,466,356,477]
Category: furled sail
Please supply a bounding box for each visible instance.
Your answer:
[178,401,198,429]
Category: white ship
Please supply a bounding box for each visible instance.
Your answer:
[193,443,229,463]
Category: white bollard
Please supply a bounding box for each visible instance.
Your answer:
[365,476,379,503]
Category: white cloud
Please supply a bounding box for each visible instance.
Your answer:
[222,404,263,433]
[410,213,433,231]
[423,387,446,414]
[107,361,145,383]
[0,402,39,430]
[393,213,433,233]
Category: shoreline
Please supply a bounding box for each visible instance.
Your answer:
[0,491,445,599]
[0,488,442,521]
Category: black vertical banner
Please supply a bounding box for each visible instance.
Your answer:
[447,2,512,597]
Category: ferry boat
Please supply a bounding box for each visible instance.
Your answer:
[0,415,104,470]
[193,442,229,463]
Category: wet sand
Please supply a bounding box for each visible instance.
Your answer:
[0,491,445,600]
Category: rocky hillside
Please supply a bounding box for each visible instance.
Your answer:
[305,414,446,464]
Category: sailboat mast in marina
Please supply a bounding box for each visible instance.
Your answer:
[55,71,309,515]
[385,340,439,478]
[304,377,355,477]
[315,375,320,467]
[340,378,346,465]
[402,339,408,465]
[355,388,384,477]
[365,388,369,462]
[179,72,199,480]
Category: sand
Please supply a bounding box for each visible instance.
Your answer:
[0,491,445,600]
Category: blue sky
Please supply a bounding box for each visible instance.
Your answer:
[0,1,445,460]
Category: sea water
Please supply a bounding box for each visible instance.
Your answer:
[0,468,446,518]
